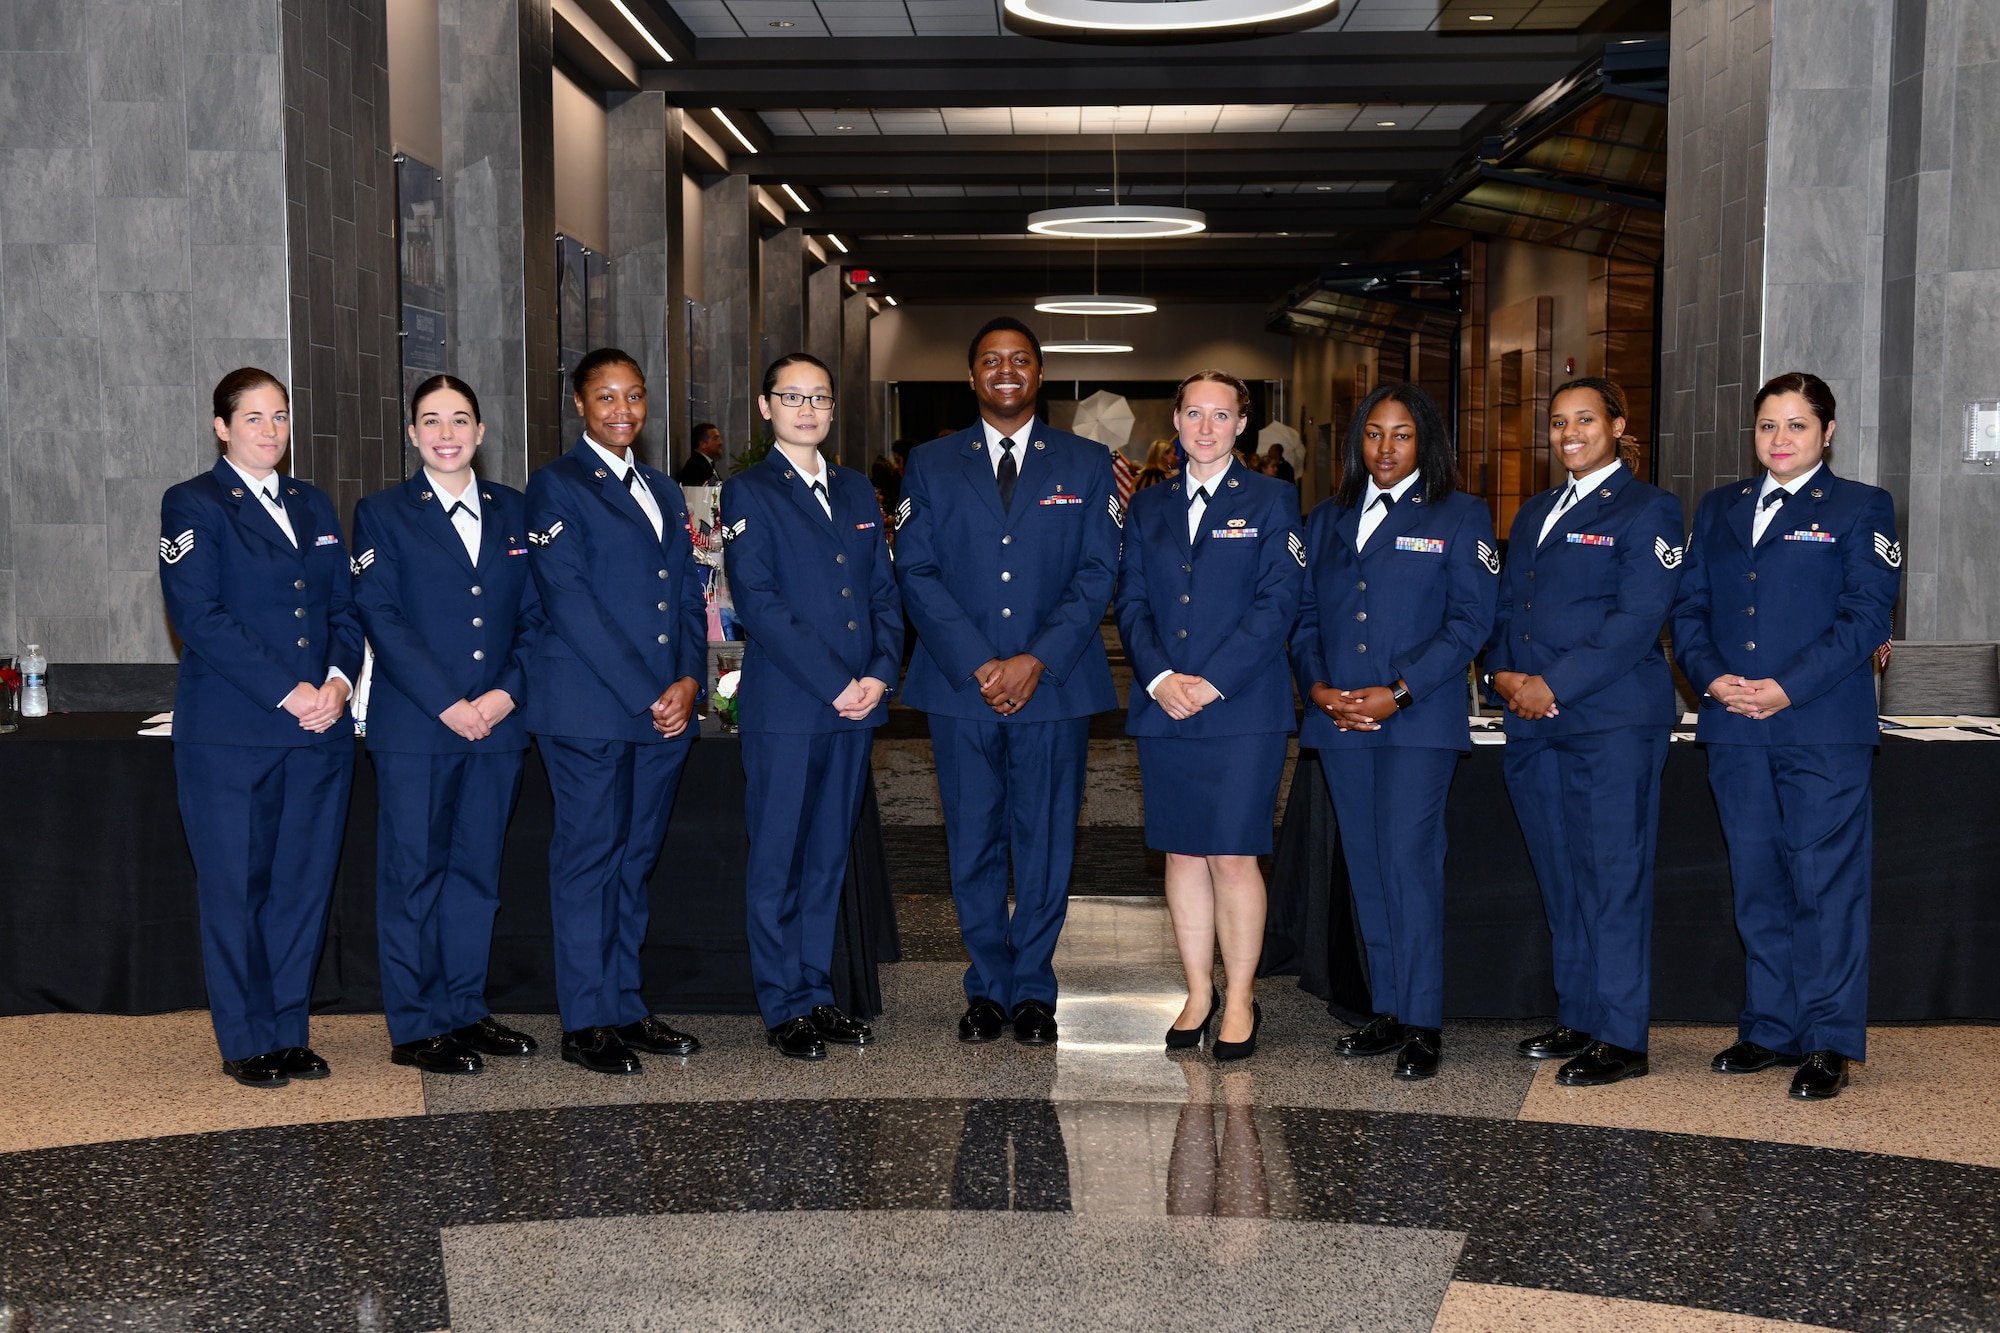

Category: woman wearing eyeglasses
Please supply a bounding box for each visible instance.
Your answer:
[722,353,903,1061]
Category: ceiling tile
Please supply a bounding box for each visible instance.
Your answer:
[1354,103,1423,127]
[1213,104,1292,132]
[802,109,881,133]
[871,109,949,134]
[757,109,816,135]
[1416,103,1487,129]
[908,183,968,196]
[1282,105,1360,131]
[1010,106,1082,133]
[941,107,1016,133]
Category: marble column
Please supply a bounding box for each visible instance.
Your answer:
[841,290,872,469]
[606,91,684,469]
[700,174,755,463]
[759,227,805,372]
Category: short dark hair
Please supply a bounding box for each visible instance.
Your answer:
[410,373,482,424]
[571,347,644,398]
[762,351,834,396]
[892,438,912,459]
[692,421,721,444]
[967,316,1042,368]
[1753,370,1837,429]
[1335,382,1459,508]
[212,367,287,422]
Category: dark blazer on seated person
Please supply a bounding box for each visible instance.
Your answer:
[350,472,544,753]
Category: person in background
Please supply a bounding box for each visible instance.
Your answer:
[1117,369,1305,1063]
[1263,443,1296,486]
[524,348,708,1075]
[1291,383,1499,1082]
[675,422,724,489]
[159,368,363,1087]
[1136,437,1177,490]
[872,440,908,512]
[351,374,544,1075]
[1485,377,1686,1087]
[1671,371,1901,1100]
[722,353,902,1061]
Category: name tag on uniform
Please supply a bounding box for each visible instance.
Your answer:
[314,534,340,547]
[1210,527,1258,539]
[855,521,876,530]
[1566,533,1615,547]
[1039,494,1082,506]
[1784,530,1836,544]
[1395,536,1445,554]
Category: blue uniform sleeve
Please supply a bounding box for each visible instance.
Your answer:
[865,510,903,688]
[663,478,709,690]
[893,447,999,686]
[526,470,662,715]
[1770,488,1900,707]
[1113,507,1173,692]
[722,480,855,708]
[502,551,544,704]
[1194,499,1306,701]
[158,487,299,710]
[1024,447,1122,685]
[1669,496,1727,697]
[1486,530,1520,677]
[1389,499,1499,706]
[1290,504,1334,695]
[1538,491,1686,706]
[351,499,464,720]
[323,503,365,688]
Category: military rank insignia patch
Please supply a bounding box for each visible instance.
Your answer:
[1873,531,1903,567]
[350,548,376,576]
[895,496,913,529]
[1288,531,1307,568]
[1654,536,1685,568]
[722,518,748,543]
[1476,539,1501,574]
[527,520,564,547]
[1107,493,1125,528]
[159,529,195,565]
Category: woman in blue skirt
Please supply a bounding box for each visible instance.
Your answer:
[1117,370,1306,1061]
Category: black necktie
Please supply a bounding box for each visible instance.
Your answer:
[622,467,644,498]
[1761,489,1787,512]
[446,500,471,520]
[810,479,830,517]
[996,438,1017,509]
[1376,490,1396,511]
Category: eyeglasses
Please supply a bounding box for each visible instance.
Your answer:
[773,392,835,409]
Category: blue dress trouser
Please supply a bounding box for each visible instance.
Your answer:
[1317,746,1459,1030]
[175,740,355,1062]
[536,733,693,1031]
[929,713,1090,1011]
[1706,742,1875,1061]
[371,748,526,1045]
[1504,726,1668,1052]
[741,729,872,1027]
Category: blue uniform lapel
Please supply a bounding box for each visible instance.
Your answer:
[1759,469,1832,549]
[1188,467,1247,560]
[211,459,302,560]
[408,473,478,575]
[571,439,660,539]
[1543,469,1624,548]
[771,451,838,534]
[1361,487,1427,559]
[1010,423,1053,514]
[957,427,1007,522]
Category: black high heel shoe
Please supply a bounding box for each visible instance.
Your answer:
[1165,993,1221,1050]
[1212,1002,1262,1063]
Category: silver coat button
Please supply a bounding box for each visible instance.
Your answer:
[295,607,305,618]
[470,585,482,596]
[841,587,851,597]
[658,569,668,578]
[294,579,306,590]
[1356,581,1367,591]
[1745,641,1756,650]
[1000,572,1011,582]
[1001,535,1012,545]
[1745,607,1756,616]
[472,649,485,661]
[658,634,670,644]
[836,554,846,564]
[658,602,669,611]
[1356,643,1368,653]
[1000,608,1012,618]
[846,620,857,630]
[296,637,310,648]
[1178,594,1189,604]
[1175,629,1187,639]
[1356,612,1367,621]
[472,617,483,628]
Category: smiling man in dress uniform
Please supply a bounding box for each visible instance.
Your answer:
[893,317,1122,1046]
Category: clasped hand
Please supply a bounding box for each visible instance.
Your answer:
[1708,675,1792,720]
[283,678,351,733]
[831,676,890,721]
[976,654,1046,717]
[1491,670,1560,721]
[1153,672,1220,721]
[438,689,516,742]
[650,677,700,737]
[1309,681,1401,731]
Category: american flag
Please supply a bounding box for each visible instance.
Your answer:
[1111,452,1136,506]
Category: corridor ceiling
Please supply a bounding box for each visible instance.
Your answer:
[580,0,1669,304]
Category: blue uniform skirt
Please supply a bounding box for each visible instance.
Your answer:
[1138,732,1289,856]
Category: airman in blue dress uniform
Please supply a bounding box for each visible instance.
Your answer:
[894,317,1122,1046]
[1672,372,1900,1100]
[722,353,903,1061]
[1486,378,1686,1087]
[1292,383,1499,1081]
[1117,370,1305,1063]
[159,368,363,1087]
[351,374,544,1075]
[524,348,708,1075]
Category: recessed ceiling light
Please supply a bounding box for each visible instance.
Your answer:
[837,125,854,131]
[901,233,915,237]
[1375,120,1398,127]
[607,0,672,60]
[780,183,810,212]
[827,233,849,253]
[1315,185,1331,191]
[1278,231,1289,236]
[884,295,898,306]
[875,189,890,194]
[1468,13,1496,20]
[770,18,793,25]
[710,108,758,155]
[1618,37,1644,43]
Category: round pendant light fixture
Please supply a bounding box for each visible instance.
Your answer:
[1041,339,1134,354]
[1027,205,1205,238]
[1003,0,1336,33]
[1034,294,1158,315]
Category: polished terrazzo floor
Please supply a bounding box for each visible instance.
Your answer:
[4,894,1998,1332]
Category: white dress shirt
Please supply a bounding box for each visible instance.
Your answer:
[792,450,834,518]
[980,417,1035,476]
[586,435,664,540]
[223,458,350,702]
[1355,470,1422,552]
[1752,461,1824,545]
[428,469,482,564]
[1537,458,1624,545]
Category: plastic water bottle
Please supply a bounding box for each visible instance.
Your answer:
[19,644,48,717]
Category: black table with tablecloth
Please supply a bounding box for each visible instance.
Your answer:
[1262,737,2000,1024]
[0,714,900,1019]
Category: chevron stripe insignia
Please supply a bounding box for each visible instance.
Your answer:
[1287,531,1307,568]
[159,529,195,565]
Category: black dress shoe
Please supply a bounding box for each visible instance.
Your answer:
[809,1005,873,1046]
[1012,999,1058,1045]
[1518,1024,1594,1060]
[958,997,1008,1043]
[391,1035,483,1075]
[1393,1027,1442,1081]
[277,1046,330,1080]
[1790,1050,1849,1100]
[768,1015,827,1061]
[453,1015,538,1057]
[561,1026,642,1075]
[615,1015,701,1056]
[1337,1013,1405,1058]
[222,1052,289,1087]
[1212,1002,1262,1063]
[1712,1040,1805,1074]
[1166,993,1221,1051]
[1556,1040,1650,1086]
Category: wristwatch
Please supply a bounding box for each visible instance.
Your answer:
[1390,680,1414,711]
